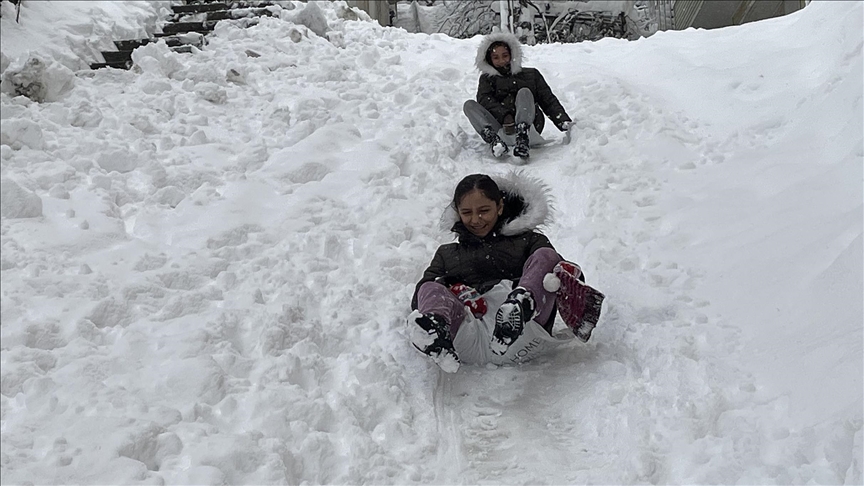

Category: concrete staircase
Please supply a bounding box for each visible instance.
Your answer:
[91,1,275,70]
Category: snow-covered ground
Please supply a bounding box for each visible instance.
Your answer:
[1,0,861,484]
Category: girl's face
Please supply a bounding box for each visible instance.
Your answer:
[490,45,511,68]
[458,189,503,238]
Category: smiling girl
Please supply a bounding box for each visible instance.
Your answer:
[408,172,586,372]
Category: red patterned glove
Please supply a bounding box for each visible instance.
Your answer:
[449,283,488,318]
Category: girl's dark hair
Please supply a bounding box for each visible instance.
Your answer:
[453,174,502,209]
[485,41,511,66]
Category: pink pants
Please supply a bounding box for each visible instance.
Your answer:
[416,247,562,335]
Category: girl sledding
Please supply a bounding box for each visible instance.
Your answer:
[407,172,605,373]
[463,32,576,159]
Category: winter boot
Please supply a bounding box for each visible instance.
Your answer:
[408,310,460,373]
[491,287,536,355]
[513,122,530,159]
[481,126,508,157]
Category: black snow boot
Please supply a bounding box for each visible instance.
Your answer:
[481,126,508,157]
[513,122,530,159]
[491,287,536,355]
[408,311,460,373]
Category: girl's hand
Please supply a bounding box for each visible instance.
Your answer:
[450,283,488,318]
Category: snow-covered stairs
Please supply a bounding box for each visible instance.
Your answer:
[90,1,275,70]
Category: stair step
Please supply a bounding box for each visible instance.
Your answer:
[114,39,152,51]
[161,21,217,35]
[155,30,211,37]
[102,51,133,63]
[115,36,202,51]
[92,45,197,70]
[172,2,229,14]
[173,7,275,22]
[171,2,273,14]
[90,60,133,70]
[93,1,268,70]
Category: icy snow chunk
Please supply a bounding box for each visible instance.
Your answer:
[139,79,173,95]
[1,362,44,396]
[133,253,168,272]
[0,118,44,150]
[152,186,185,208]
[69,101,103,128]
[287,162,330,184]
[288,27,304,43]
[492,141,507,157]
[48,184,70,199]
[6,347,57,372]
[131,42,185,79]
[0,54,74,102]
[226,67,246,84]
[434,351,460,373]
[290,1,329,37]
[356,48,380,68]
[176,31,204,46]
[115,424,182,471]
[327,31,346,48]
[335,2,367,21]
[97,148,139,174]
[23,321,66,350]
[0,178,43,219]
[164,357,227,406]
[184,129,209,146]
[195,82,227,104]
[87,297,133,328]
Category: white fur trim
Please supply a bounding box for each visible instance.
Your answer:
[494,170,553,235]
[474,32,523,77]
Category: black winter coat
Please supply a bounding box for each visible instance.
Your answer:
[477,68,571,134]
[410,223,555,309]
[474,32,572,134]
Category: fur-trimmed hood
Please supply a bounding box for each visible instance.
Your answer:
[475,32,523,77]
[440,171,553,240]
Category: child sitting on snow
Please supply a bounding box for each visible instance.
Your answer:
[463,32,574,159]
[407,172,603,372]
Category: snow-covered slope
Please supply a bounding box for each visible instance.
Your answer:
[1,0,861,484]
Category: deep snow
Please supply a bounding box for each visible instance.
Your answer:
[0,0,861,484]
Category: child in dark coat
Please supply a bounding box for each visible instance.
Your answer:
[463,32,574,159]
[409,173,569,372]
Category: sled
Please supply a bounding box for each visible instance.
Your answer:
[551,261,605,343]
[450,270,604,367]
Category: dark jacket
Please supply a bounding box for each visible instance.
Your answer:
[475,32,572,134]
[411,172,556,309]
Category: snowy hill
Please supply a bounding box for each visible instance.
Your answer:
[1,0,861,484]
